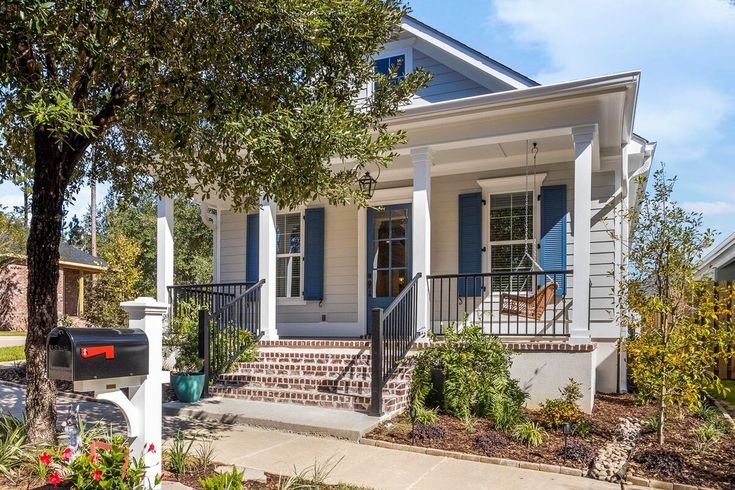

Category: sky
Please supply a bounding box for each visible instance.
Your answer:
[1,0,734,242]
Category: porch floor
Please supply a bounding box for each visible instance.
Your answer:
[162,396,388,441]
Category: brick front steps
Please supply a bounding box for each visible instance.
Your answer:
[209,339,412,414]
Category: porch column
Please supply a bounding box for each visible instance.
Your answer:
[411,147,432,335]
[570,126,595,344]
[156,196,174,304]
[258,196,278,340]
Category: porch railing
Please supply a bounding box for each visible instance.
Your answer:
[370,272,422,416]
[199,280,265,394]
[427,270,572,337]
[168,282,253,319]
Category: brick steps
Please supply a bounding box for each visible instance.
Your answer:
[212,340,413,414]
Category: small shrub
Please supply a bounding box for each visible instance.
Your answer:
[558,442,594,463]
[694,405,720,423]
[642,416,661,434]
[409,423,447,441]
[200,468,243,490]
[410,325,527,425]
[537,399,581,429]
[693,422,724,453]
[195,440,216,472]
[511,421,546,447]
[165,430,195,475]
[474,431,510,456]
[0,412,29,480]
[413,407,438,426]
[559,378,583,405]
[573,419,592,438]
[279,456,342,490]
[634,449,683,477]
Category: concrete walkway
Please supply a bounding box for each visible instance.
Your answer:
[0,382,621,489]
[163,396,386,441]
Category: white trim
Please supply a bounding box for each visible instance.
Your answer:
[277,297,307,306]
[357,208,367,335]
[477,173,547,193]
[276,322,362,338]
[369,186,413,206]
[275,210,304,300]
[401,16,533,90]
[376,46,414,74]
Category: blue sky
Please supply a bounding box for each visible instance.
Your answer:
[1,0,734,242]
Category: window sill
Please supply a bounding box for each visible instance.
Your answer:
[277,298,307,306]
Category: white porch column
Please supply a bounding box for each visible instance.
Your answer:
[259,196,278,340]
[570,126,595,344]
[411,147,432,335]
[156,196,174,304]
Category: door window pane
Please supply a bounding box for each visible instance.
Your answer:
[391,269,408,296]
[391,240,407,267]
[374,270,389,297]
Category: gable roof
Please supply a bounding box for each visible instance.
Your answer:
[698,232,735,275]
[402,16,538,91]
[59,243,108,272]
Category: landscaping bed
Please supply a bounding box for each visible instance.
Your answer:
[366,393,735,489]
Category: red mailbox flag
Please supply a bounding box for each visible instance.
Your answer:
[80,346,115,360]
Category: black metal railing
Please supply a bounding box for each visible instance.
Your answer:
[199,280,265,394]
[370,272,422,416]
[168,282,253,320]
[427,270,572,337]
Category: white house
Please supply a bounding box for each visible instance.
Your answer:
[160,17,656,413]
[698,232,735,282]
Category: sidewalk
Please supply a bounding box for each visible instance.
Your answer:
[0,382,619,490]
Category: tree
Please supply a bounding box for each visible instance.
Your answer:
[619,167,735,444]
[0,1,428,442]
[64,214,88,251]
[85,232,141,327]
[0,210,26,330]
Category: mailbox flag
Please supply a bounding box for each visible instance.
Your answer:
[80,345,115,360]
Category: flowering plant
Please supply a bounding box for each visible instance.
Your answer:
[37,436,160,489]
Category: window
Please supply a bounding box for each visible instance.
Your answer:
[374,54,406,87]
[276,213,302,298]
[489,192,534,291]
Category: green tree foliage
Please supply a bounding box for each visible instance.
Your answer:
[0,210,27,330]
[84,232,141,327]
[618,167,735,444]
[1,0,427,442]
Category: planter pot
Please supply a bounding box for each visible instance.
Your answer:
[171,373,206,403]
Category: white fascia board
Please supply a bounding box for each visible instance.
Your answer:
[393,71,641,123]
[699,232,735,270]
[401,17,535,90]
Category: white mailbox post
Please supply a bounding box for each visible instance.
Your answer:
[102,297,167,489]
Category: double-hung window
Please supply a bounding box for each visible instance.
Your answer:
[276,213,302,299]
[489,191,535,291]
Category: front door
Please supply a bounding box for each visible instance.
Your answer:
[367,203,411,333]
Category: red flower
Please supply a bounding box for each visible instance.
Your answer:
[91,453,99,463]
[61,447,72,462]
[145,443,156,454]
[39,451,52,465]
[48,471,62,486]
[92,469,102,481]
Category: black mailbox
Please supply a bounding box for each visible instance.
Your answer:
[47,328,149,385]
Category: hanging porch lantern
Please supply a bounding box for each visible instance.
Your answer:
[358,171,378,199]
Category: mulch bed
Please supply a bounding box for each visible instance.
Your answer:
[365,393,735,489]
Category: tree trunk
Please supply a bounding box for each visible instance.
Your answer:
[25,131,67,444]
[657,385,666,445]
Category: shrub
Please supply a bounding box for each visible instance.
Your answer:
[0,412,29,480]
[410,325,527,425]
[200,467,243,490]
[195,440,216,473]
[409,423,447,441]
[642,416,661,434]
[573,419,593,438]
[634,449,683,477]
[474,431,510,456]
[165,430,195,475]
[413,407,438,426]
[537,399,581,429]
[511,421,546,447]
[165,302,204,373]
[559,378,583,405]
[558,442,594,463]
[694,405,720,423]
[693,422,724,453]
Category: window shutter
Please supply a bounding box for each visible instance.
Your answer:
[458,192,483,296]
[540,185,567,295]
[303,208,325,301]
[246,214,259,283]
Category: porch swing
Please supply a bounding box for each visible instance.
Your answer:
[499,142,558,320]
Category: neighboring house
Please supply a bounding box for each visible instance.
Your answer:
[697,232,735,282]
[163,16,656,412]
[0,243,108,330]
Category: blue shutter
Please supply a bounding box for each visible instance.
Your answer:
[458,192,483,296]
[303,208,325,301]
[540,185,567,295]
[246,214,259,283]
